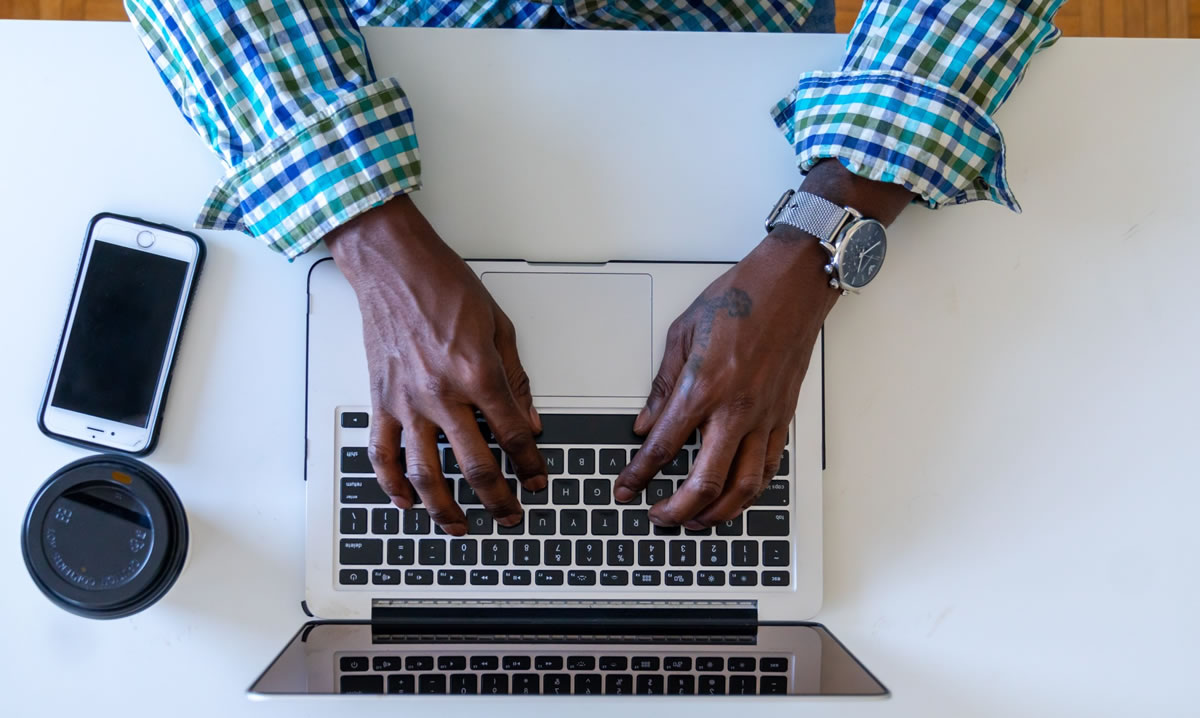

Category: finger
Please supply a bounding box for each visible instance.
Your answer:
[755,426,790,505]
[443,407,524,527]
[472,361,547,492]
[367,410,414,509]
[494,316,543,435]
[614,389,699,503]
[634,322,690,435]
[691,430,768,526]
[650,421,742,527]
[404,419,467,536]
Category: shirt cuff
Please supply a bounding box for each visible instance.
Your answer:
[771,69,1019,213]
[197,78,421,260]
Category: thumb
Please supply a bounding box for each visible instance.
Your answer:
[637,328,690,435]
[494,319,541,434]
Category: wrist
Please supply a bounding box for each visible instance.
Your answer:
[798,158,915,226]
[758,226,841,313]
[326,195,442,283]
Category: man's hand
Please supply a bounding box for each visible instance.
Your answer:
[325,196,547,536]
[613,159,914,529]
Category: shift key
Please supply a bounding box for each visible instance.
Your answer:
[341,478,390,504]
[747,510,789,536]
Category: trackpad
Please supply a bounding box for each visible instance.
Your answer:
[481,272,653,398]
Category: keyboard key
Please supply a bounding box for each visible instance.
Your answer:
[669,540,697,566]
[632,570,661,586]
[583,479,610,505]
[535,569,564,585]
[568,448,595,475]
[574,674,602,695]
[529,509,556,535]
[599,449,626,475]
[567,656,596,670]
[340,478,388,504]
[575,539,603,566]
[456,479,483,506]
[543,673,570,695]
[482,539,508,565]
[599,656,628,670]
[387,675,415,694]
[442,448,462,476]
[418,539,446,565]
[521,484,548,505]
[638,540,666,566]
[760,676,787,694]
[371,569,401,585]
[406,656,434,671]
[716,515,743,536]
[513,539,540,565]
[636,675,665,694]
[438,656,466,671]
[340,656,368,671]
[404,568,433,585]
[340,675,382,693]
[607,539,634,566]
[622,510,650,535]
[450,674,477,694]
[732,541,758,566]
[631,656,660,671]
[419,674,447,694]
[402,508,431,535]
[698,675,726,695]
[646,479,673,504]
[777,450,790,476]
[535,414,640,445]
[438,568,466,585]
[600,569,629,586]
[665,570,693,585]
[763,571,791,586]
[540,449,565,475]
[503,569,531,585]
[757,479,790,506]
[340,539,382,565]
[685,525,713,536]
[561,509,587,535]
[546,539,571,565]
[466,509,493,535]
[553,479,580,505]
[748,510,790,536]
[503,656,530,670]
[663,450,689,475]
[730,675,756,695]
[339,568,367,585]
[605,674,633,695]
[653,524,681,536]
[386,538,414,565]
[763,541,790,566]
[664,657,692,671]
[728,657,755,672]
[471,656,498,671]
[481,674,508,694]
[372,655,401,672]
[730,570,757,586]
[341,412,368,428]
[697,570,725,586]
[668,675,696,694]
[512,674,539,695]
[450,539,477,565]
[591,509,619,535]
[340,508,367,534]
[536,656,563,670]
[340,447,373,474]
[568,569,596,586]
[697,657,724,671]
[700,541,727,566]
[760,657,788,672]
[470,569,499,585]
[371,508,399,534]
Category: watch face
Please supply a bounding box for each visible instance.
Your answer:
[837,221,887,288]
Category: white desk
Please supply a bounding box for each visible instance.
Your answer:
[1,20,1198,718]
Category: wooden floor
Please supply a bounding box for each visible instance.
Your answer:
[2,0,1198,37]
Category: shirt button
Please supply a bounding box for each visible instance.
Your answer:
[973,176,990,191]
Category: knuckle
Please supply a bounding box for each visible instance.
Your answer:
[731,475,761,503]
[367,442,394,468]
[507,368,532,398]
[424,375,453,399]
[403,463,439,487]
[691,475,725,502]
[461,459,502,486]
[640,442,675,467]
[426,507,461,525]
[726,392,757,418]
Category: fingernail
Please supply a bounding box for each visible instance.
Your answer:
[683,521,705,531]
[526,475,547,492]
[447,523,468,536]
[649,515,669,527]
[529,406,543,434]
[500,513,524,528]
[614,487,634,502]
[633,406,650,434]
[391,497,412,510]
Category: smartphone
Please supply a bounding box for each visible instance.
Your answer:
[38,213,205,455]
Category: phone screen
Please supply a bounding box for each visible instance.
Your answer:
[51,240,189,428]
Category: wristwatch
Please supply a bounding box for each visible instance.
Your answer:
[764,189,887,294]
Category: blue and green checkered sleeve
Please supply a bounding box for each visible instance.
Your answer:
[125,0,420,259]
[772,0,1066,212]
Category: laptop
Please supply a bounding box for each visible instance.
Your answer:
[249,257,887,698]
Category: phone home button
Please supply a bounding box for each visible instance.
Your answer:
[136,231,155,248]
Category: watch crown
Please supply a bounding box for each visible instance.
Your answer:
[829,278,840,290]
[823,264,834,275]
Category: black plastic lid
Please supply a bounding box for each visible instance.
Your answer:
[22,455,188,619]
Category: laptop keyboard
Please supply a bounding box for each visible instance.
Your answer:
[338,651,791,695]
[336,411,794,590]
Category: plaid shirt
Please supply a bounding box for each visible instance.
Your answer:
[126,1,1064,259]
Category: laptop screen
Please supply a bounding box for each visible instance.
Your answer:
[250,622,886,697]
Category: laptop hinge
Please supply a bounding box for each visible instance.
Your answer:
[370,599,757,636]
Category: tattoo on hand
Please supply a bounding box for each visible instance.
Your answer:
[685,287,752,371]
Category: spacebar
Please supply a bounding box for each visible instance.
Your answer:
[535,414,641,445]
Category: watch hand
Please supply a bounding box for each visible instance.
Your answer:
[864,241,881,254]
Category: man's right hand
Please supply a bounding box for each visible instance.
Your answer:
[325,196,547,536]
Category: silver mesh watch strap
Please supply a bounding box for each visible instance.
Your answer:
[772,191,850,242]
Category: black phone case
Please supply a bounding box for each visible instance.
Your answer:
[37,212,207,457]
